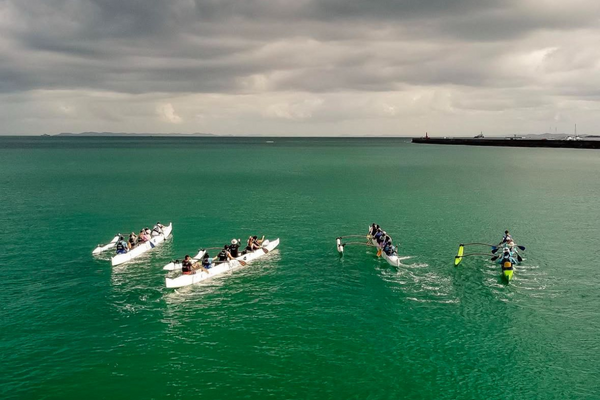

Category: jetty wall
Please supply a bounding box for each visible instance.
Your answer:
[411,138,600,149]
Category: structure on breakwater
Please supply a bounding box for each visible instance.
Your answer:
[412,137,600,149]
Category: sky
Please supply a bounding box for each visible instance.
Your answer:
[1,0,600,136]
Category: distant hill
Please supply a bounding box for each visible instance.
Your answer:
[55,132,214,137]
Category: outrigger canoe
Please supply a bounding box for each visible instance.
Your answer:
[111,223,173,266]
[165,238,279,289]
[92,235,120,255]
[454,242,523,283]
[336,233,408,267]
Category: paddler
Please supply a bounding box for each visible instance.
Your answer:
[115,236,128,254]
[506,238,520,256]
[497,247,517,270]
[498,230,513,246]
[368,223,379,237]
[246,236,263,252]
[128,232,137,249]
[214,245,233,263]
[377,231,390,246]
[181,255,194,275]
[151,222,164,236]
[229,239,241,257]
[201,252,212,269]
[383,241,396,256]
[253,235,265,246]
[137,229,149,243]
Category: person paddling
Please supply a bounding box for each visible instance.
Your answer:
[247,236,262,252]
[128,232,137,249]
[368,223,379,237]
[214,246,233,263]
[253,235,264,247]
[201,252,212,270]
[137,229,149,243]
[151,222,164,237]
[498,247,517,271]
[498,230,513,246]
[229,239,241,257]
[115,236,128,254]
[181,255,194,275]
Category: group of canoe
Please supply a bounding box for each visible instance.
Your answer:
[338,226,526,283]
[92,222,279,288]
[93,222,526,288]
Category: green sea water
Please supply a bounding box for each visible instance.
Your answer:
[1,136,599,399]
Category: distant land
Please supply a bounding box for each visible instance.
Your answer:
[55,131,214,137]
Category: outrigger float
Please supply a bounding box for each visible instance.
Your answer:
[336,227,409,267]
[92,235,120,255]
[454,241,526,282]
[165,238,279,289]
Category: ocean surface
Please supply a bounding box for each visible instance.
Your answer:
[1,136,599,399]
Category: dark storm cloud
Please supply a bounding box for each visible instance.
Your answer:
[1,0,599,95]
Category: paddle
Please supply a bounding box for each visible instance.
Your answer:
[461,242,497,247]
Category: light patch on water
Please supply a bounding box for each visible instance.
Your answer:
[380,259,460,304]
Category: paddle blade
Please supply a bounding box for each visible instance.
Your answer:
[517,254,523,262]
[262,248,269,254]
[518,245,526,251]
[491,255,499,261]
[454,245,464,266]
[376,249,382,257]
[239,260,247,266]
[491,247,499,254]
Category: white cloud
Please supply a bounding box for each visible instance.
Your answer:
[157,103,182,124]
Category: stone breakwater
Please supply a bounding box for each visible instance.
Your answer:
[412,137,600,149]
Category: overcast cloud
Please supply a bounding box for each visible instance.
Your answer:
[1,0,599,135]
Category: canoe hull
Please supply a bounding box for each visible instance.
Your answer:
[503,268,514,282]
[111,223,173,266]
[368,236,404,267]
[166,238,279,288]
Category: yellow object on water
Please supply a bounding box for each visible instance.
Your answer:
[454,245,464,266]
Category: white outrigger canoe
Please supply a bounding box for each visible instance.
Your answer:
[165,238,279,289]
[92,235,120,255]
[111,223,173,266]
[336,231,409,267]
